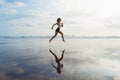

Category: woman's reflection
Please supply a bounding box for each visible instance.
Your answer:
[49,49,65,74]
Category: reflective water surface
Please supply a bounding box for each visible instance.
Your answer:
[0,39,120,80]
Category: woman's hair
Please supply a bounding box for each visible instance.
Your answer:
[57,18,61,23]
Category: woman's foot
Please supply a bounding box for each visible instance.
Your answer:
[63,40,65,42]
[49,40,51,43]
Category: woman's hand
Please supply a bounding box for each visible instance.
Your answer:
[51,27,53,30]
[61,22,63,27]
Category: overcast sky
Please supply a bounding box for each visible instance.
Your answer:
[0,0,120,36]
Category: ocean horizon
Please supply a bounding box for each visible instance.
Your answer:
[0,35,120,39]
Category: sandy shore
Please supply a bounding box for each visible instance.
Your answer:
[0,39,120,80]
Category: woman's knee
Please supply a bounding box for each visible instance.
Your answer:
[61,33,64,36]
[59,32,63,35]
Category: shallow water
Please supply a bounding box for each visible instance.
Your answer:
[0,39,120,80]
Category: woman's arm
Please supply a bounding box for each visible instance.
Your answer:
[52,63,57,69]
[51,23,57,29]
[61,22,63,27]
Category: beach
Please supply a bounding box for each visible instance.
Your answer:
[0,38,120,80]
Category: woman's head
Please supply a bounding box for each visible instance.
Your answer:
[57,18,61,23]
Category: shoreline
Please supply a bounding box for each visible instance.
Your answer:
[0,36,120,39]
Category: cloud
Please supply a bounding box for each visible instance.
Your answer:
[113,74,120,80]
[99,58,120,76]
[8,9,17,15]
[0,0,25,14]
[105,48,120,58]
[1,0,57,36]
[104,17,120,28]
[52,0,120,17]
[52,0,120,29]
[2,0,24,8]
[65,50,98,66]
[1,0,120,36]
[13,1,24,7]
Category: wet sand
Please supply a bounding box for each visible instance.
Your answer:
[0,39,120,80]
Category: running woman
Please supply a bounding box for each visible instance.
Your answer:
[49,18,65,43]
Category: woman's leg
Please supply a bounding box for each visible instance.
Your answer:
[49,49,59,62]
[59,51,64,61]
[49,32,58,43]
[59,31,65,42]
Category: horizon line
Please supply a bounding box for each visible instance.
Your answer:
[0,35,120,39]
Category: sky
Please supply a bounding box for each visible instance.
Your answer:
[1,0,120,36]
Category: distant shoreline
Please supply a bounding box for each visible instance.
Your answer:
[0,36,120,39]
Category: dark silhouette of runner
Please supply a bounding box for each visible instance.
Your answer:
[49,49,65,74]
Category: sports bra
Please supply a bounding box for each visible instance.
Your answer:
[56,23,63,29]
